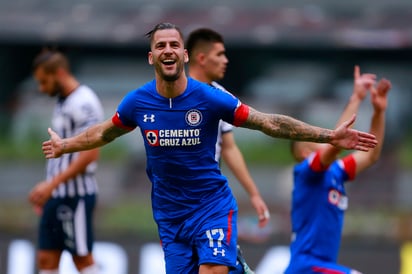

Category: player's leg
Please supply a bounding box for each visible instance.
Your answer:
[73,253,98,273]
[39,270,59,274]
[199,263,229,274]
[37,198,64,272]
[157,218,200,274]
[163,241,198,273]
[37,250,62,271]
[312,260,363,274]
[69,195,99,273]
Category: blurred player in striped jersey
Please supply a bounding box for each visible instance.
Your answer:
[29,50,104,274]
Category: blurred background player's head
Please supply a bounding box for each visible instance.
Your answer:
[32,50,71,97]
[186,28,228,83]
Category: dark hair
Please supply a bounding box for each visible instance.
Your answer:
[32,49,70,73]
[186,28,224,58]
[145,22,184,45]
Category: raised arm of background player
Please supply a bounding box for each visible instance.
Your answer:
[318,77,390,176]
[318,65,377,165]
[317,72,390,175]
[351,78,390,174]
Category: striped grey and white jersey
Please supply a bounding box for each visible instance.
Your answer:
[211,81,234,163]
[46,85,104,198]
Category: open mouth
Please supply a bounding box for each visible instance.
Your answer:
[162,59,176,66]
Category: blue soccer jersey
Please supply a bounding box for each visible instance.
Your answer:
[111,78,249,272]
[285,151,358,274]
[113,77,248,222]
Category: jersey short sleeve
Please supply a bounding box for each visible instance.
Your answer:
[337,154,356,181]
[114,88,142,129]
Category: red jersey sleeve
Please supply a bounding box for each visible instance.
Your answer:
[233,103,249,127]
[340,154,357,181]
[112,112,136,131]
[308,150,329,172]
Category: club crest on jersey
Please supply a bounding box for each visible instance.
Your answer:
[145,130,159,146]
[185,109,202,126]
[328,189,348,210]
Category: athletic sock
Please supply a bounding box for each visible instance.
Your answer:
[80,264,99,274]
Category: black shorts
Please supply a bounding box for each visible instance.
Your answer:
[38,195,96,256]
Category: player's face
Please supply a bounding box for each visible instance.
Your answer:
[33,67,63,97]
[148,28,188,82]
[203,42,228,82]
[292,142,324,162]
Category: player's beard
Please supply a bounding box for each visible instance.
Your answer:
[155,60,184,82]
[49,80,64,97]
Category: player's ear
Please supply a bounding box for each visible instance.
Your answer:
[184,49,189,63]
[55,67,67,78]
[197,52,207,65]
[148,51,153,65]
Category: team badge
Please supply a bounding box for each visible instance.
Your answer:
[145,130,159,146]
[328,189,348,210]
[185,109,202,126]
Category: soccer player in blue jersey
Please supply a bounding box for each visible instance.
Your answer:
[285,67,391,274]
[28,50,103,274]
[38,23,377,274]
[186,27,270,273]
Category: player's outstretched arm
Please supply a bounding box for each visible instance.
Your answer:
[241,107,377,151]
[221,132,270,228]
[42,118,130,159]
[318,65,377,165]
[353,78,391,174]
[335,65,376,128]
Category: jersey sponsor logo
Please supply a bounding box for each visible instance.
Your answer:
[328,189,348,210]
[185,109,202,126]
[143,114,155,123]
[144,129,201,147]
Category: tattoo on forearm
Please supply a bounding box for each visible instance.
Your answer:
[102,127,123,143]
[245,109,331,143]
[62,141,67,153]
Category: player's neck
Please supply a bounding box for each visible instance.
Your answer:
[156,74,188,98]
[62,77,80,97]
[188,68,212,85]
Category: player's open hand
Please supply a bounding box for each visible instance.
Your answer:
[42,127,64,159]
[331,114,378,151]
[353,65,376,100]
[28,180,54,209]
[250,195,270,228]
[371,78,391,112]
